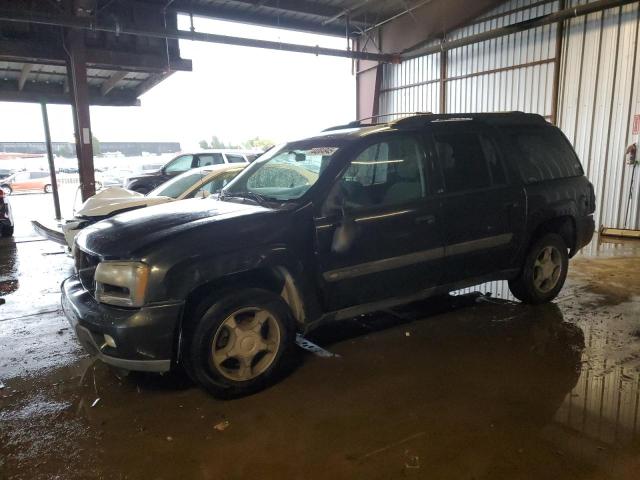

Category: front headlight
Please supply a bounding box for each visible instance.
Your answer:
[95,261,150,307]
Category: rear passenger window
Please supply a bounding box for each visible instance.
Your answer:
[197,153,224,166]
[433,132,492,192]
[506,127,583,183]
[225,154,246,164]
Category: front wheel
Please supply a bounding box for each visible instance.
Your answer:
[509,233,569,304]
[184,289,296,398]
[1,185,11,195]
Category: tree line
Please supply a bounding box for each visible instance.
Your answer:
[198,136,274,151]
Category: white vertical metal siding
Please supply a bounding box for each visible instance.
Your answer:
[379,0,640,230]
[559,0,640,229]
[379,51,441,118]
[446,0,558,117]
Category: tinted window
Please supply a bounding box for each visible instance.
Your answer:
[225,154,246,164]
[165,155,194,173]
[30,172,48,179]
[434,132,491,192]
[480,135,506,185]
[506,127,583,183]
[340,136,427,208]
[197,153,224,166]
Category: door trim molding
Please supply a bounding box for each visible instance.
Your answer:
[323,246,445,282]
[322,233,513,282]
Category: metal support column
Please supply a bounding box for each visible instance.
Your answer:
[439,45,448,114]
[65,29,96,201]
[551,0,566,125]
[40,103,62,220]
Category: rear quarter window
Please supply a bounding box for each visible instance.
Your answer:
[506,126,584,183]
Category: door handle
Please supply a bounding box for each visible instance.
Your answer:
[415,214,436,225]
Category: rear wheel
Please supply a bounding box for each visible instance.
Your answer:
[44,184,52,193]
[1,185,11,195]
[509,233,568,304]
[184,289,296,398]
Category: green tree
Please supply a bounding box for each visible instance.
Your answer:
[209,135,226,149]
[242,136,274,151]
[92,134,101,156]
[199,139,210,149]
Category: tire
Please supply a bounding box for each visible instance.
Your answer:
[44,184,52,193]
[1,185,11,195]
[184,288,296,398]
[1,224,13,237]
[509,233,569,304]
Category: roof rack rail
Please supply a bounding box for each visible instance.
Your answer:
[392,111,547,128]
[322,112,433,132]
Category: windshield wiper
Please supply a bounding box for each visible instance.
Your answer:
[220,191,277,206]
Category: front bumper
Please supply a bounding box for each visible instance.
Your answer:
[61,276,183,372]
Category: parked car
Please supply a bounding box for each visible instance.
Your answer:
[62,113,595,398]
[35,164,245,248]
[0,168,13,181]
[124,150,258,194]
[0,188,14,237]
[1,171,53,194]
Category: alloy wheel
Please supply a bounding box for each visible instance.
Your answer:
[211,307,281,381]
[533,246,562,293]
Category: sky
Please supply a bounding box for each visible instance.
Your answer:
[0,16,356,150]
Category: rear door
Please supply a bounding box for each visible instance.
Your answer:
[314,132,445,311]
[430,122,525,283]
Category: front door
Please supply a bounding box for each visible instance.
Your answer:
[430,123,525,283]
[314,132,445,311]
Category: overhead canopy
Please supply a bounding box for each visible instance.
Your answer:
[0,0,192,106]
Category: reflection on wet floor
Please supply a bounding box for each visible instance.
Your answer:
[0,234,639,479]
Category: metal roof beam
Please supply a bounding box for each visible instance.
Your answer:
[101,70,128,95]
[0,9,393,62]
[0,81,140,106]
[0,38,192,73]
[18,63,33,91]
[160,1,358,36]
[174,0,360,21]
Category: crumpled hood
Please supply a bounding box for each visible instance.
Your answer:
[76,199,273,259]
[76,187,171,217]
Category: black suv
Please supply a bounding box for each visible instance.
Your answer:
[62,113,595,397]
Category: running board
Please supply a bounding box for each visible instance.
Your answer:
[31,220,67,246]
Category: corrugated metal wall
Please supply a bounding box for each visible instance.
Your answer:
[379,51,441,118]
[446,0,557,117]
[558,0,640,229]
[378,0,640,229]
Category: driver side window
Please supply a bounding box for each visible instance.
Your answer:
[165,155,194,174]
[339,136,427,209]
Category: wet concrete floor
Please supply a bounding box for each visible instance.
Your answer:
[0,234,639,479]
